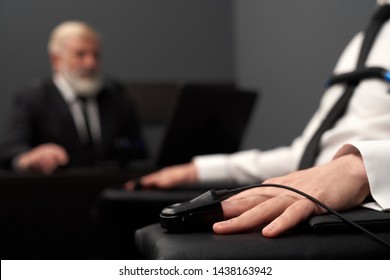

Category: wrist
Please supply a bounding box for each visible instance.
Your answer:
[334,152,370,197]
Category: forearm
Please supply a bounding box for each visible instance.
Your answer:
[193,146,297,185]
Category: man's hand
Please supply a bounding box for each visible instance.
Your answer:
[124,162,198,190]
[16,143,69,174]
[213,152,370,237]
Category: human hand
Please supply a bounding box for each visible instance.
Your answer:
[213,153,370,237]
[16,143,69,174]
[124,162,198,190]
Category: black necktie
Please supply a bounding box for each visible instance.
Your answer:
[298,5,390,170]
[78,97,94,150]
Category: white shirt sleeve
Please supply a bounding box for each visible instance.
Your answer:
[193,146,296,185]
[193,21,390,190]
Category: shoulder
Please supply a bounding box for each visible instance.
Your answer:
[13,78,57,101]
[98,78,131,103]
[102,77,126,93]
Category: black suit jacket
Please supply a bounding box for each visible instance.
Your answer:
[0,79,147,169]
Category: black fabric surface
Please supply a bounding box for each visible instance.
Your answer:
[135,223,390,259]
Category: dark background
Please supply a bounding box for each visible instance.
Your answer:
[0,0,376,153]
[0,0,380,259]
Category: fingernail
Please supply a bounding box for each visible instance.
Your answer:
[215,220,230,227]
[264,222,275,232]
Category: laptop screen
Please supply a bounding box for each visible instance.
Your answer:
[156,84,258,167]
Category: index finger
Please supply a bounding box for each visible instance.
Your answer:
[213,195,295,235]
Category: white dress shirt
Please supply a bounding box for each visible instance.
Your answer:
[53,74,102,147]
[193,19,390,211]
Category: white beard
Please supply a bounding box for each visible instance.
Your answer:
[61,67,103,98]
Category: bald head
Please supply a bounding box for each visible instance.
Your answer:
[48,21,103,96]
[377,0,390,5]
[48,21,101,55]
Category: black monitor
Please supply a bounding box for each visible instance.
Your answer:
[156,84,258,167]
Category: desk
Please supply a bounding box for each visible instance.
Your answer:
[135,223,390,259]
[0,167,149,259]
[95,187,215,259]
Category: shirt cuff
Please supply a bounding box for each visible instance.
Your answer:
[334,141,390,211]
[193,154,234,184]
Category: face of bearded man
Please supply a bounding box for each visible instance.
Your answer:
[56,34,103,97]
[60,60,103,98]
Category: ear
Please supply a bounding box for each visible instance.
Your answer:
[49,53,61,73]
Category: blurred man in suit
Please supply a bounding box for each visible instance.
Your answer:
[0,21,146,173]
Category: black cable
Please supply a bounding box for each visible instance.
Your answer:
[216,183,390,250]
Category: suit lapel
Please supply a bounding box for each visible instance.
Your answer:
[48,80,83,145]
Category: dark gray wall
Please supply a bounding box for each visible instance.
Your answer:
[236,0,377,150]
[0,0,234,136]
[0,0,380,154]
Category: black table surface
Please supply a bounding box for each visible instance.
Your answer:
[0,165,153,260]
[135,223,390,260]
